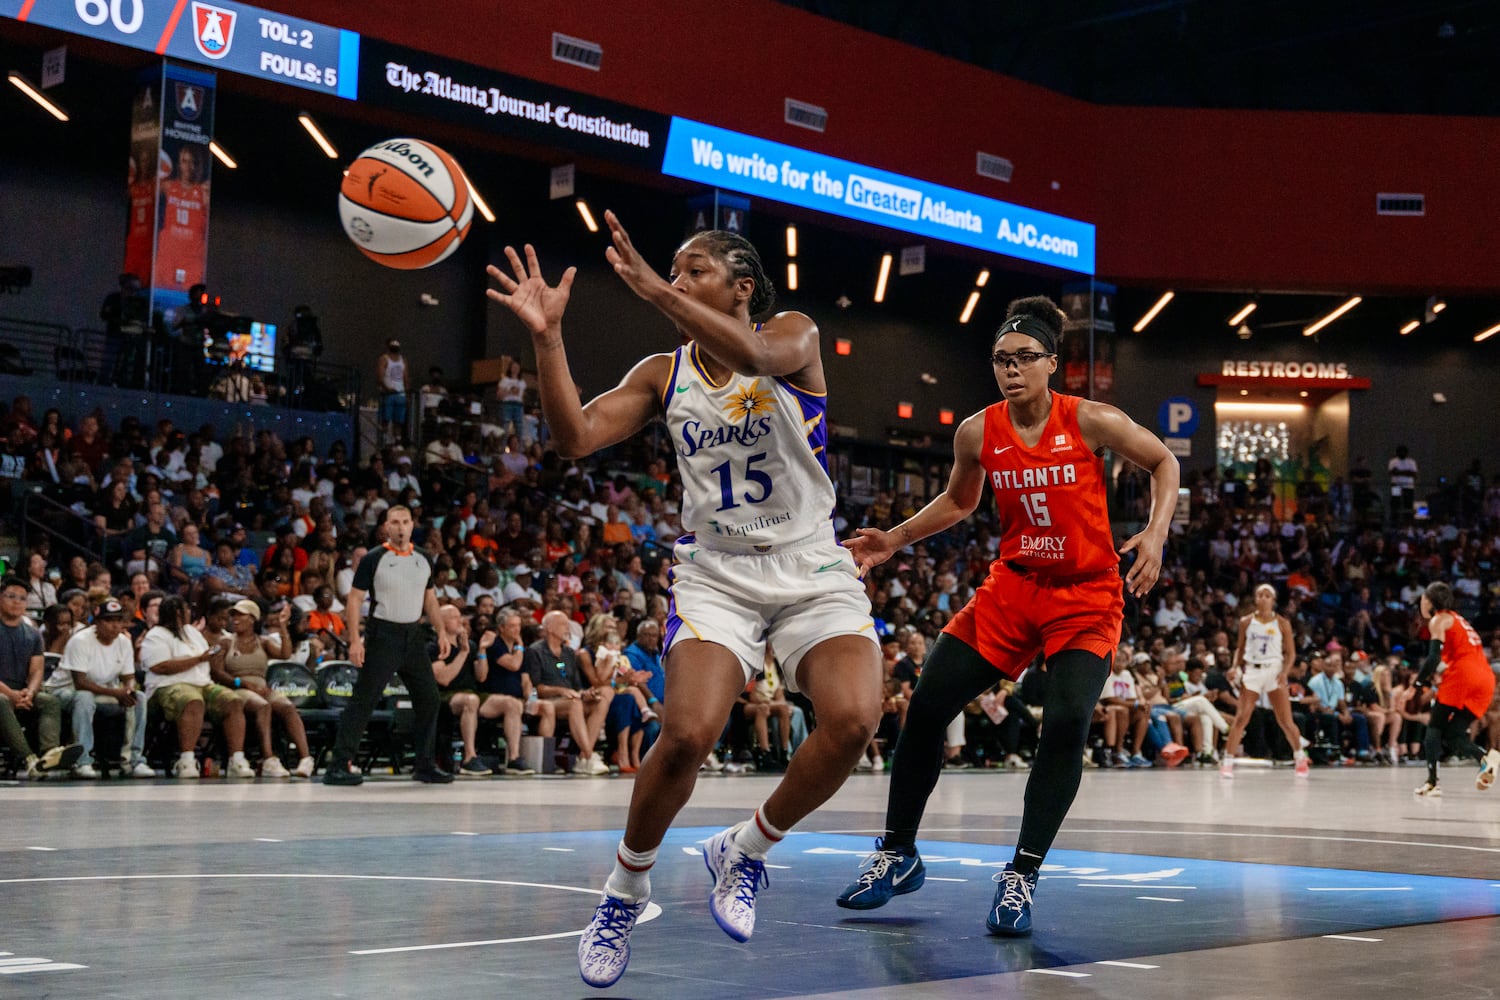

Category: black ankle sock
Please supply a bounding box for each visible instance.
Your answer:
[1011,848,1044,878]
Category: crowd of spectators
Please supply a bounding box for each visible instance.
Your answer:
[1,382,1498,782]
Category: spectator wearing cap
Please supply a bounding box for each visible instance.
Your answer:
[378,339,408,444]
[388,454,423,496]
[502,565,541,605]
[0,576,83,778]
[211,599,314,778]
[50,599,154,778]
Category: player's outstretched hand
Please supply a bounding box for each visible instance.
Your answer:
[486,244,576,336]
[843,527,899,578]
[1118,529,1165,598]
[603,210,667,300]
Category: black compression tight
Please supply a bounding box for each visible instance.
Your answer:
[1425,701,1486,785]
[884,635,1111,877]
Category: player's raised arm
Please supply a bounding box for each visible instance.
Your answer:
[487,243,666,459]
[603,210,819,384]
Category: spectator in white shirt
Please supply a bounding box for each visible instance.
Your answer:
[49,599,154,778]
[502,565,542,605]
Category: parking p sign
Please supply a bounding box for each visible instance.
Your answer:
[1158,397,1199,437]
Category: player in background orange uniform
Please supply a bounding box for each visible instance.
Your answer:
[1413,581,1500,797]
[836,295,1178,936]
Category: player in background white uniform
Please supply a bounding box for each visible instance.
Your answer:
[1222,583,1310,778]
[486,213,881,990]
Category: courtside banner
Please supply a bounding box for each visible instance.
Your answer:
[1,0,359,99]
[358,37,669,171]
[661,117,1095,273]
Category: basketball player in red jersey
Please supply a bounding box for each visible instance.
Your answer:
[154,144,209,291]
[835,295,1178,936]
[124,150,158,281]
[1413,581,1500,796]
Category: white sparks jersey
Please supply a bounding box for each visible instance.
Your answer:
[663,341,836,552]
[1243,615,1284,666]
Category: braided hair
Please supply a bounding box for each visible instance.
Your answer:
[680,230,776,318]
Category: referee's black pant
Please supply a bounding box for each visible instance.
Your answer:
[331,619,441,771]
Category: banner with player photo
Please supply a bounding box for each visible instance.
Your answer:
[126,62,216,313]
[1060,280,1117,402]
[152,63,217,310]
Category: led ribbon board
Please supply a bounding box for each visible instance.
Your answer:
[1,0,359,99]
[662,117,1095,274]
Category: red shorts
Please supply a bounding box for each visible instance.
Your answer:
[1438,657,1496,718]
[944,565,1124,679]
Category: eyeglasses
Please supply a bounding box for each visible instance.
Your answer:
[990,350,1055,369]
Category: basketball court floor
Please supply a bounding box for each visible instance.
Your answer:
[4,765,1497,998]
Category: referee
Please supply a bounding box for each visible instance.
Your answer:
[324,505,453,785]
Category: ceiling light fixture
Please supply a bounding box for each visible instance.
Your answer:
[575,200,599,232]
[296,113,338,158]
[786,262,798,291]
[7,71,68,121]
[1215,401,1307,414]
[1132,291,1174,333]
[1399,319,1420,335]
[874,253,892,303]
[976,269,990,288]
[959,291,981,324]
[785,226,797,258]
[462,172,495,222]
[1475,322,1500,343]
[1227,301,1257,326]
[1303,296,1362,336]
[207,140,237,169]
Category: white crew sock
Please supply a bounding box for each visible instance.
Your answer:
[733,805,787,860]
[604,841,656,903]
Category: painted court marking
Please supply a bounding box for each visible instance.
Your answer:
[25,846,57,852]
[1030,969,1090,978]
[0,956,87,974]
[1136,896,1183,902]
[1096,960,1159,969]
[1307,887,1411,892]
[927,876,968,882]
[254,838,283,843]
[1323,934,1382,942]
[822,826,1500,856]
[0,872,664,955]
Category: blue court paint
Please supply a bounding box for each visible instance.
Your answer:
[513,827,1500,987]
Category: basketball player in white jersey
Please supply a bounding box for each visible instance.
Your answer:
[1222,583,1310,777]
[486,213,881,989]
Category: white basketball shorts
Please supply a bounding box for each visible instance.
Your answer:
[1241,663,1282,694]
[663,536,877,691]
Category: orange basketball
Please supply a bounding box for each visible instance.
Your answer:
[338,138,475,269]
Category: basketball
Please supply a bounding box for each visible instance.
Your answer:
[338,138,474,269]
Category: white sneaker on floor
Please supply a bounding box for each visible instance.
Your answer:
[1220,756,1235,779]
[577,892,647,988]
[127,761,157,779]
[870,754,884,770]
[854,756,874,771]
[723,761,747,774]
[1005,754,1030,770]
[292,756,315,779]
[260,756,291,778]
[702,751,724,772]
[72,762,100,779]
[1477,749,1500,791]
[1414,780,1441,797]
[704,824,769,943]
[227,756,257,779]
[172,757,199,779]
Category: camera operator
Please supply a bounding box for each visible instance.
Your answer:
[287,304,322,406]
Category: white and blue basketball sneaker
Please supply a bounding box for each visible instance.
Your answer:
[578,892,647,988]
[704,824,770,942]
[835,838,926,910]
[986,863,1038,936]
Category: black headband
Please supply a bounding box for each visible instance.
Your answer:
[994,315,1057,354]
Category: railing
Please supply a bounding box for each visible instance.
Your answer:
[18,489,106,567]
[0,316,79,380]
